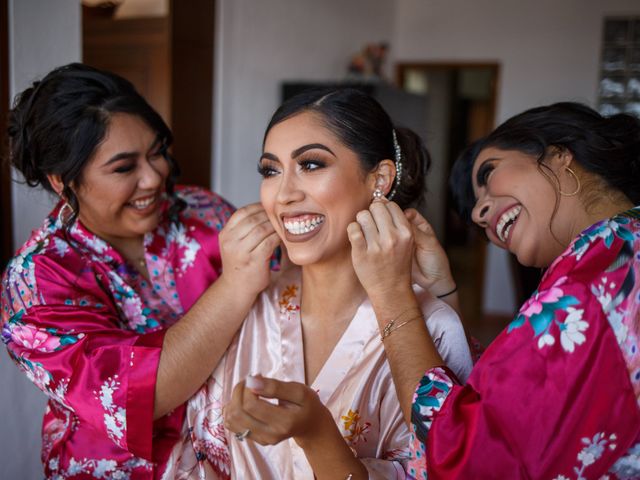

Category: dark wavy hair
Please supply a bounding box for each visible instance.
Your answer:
[450,102,640,221]
[7,62,182,229]
[263,87,431,209]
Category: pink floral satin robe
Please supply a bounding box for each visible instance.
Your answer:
[1,186,233,479]
[408,206,640,479]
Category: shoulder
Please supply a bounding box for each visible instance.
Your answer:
[174,185,235,232]
[1,226,87,319]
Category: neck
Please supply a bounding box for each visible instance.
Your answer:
[105,235,146,265]
[299,251,367,322]
[567,194,633,242]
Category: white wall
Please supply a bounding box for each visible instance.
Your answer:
[213,0,396,207]
[3,1,81,477]
[392,0,640,315]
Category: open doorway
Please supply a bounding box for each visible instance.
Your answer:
[397,62,501,342]
[81,0,215,189]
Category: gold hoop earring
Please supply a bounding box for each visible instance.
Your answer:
[559,167,581,197]
[57,202,74,225]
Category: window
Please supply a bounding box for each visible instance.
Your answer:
[598,17,640,119]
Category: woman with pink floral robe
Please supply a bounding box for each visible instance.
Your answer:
[405,208,640,479]
[1,187,233,479]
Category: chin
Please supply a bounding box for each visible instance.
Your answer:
[286,252,321,267]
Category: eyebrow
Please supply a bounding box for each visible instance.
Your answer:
[103,136,162,166]
[260,143,336,163]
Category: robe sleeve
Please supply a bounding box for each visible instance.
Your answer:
[2,256,168,461]
[407,238,640,479]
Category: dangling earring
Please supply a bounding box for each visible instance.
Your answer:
[559,167,581,197]
[372,176,386,201]
[57,202,74,225]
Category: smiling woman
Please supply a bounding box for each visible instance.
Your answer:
[1,63,280,478]
[347,102,640,479]
[169,88,473,479]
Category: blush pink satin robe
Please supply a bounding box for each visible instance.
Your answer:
[166,266,473,479]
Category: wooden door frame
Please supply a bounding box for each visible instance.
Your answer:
[1,0,12,269]
[169,0,215,189]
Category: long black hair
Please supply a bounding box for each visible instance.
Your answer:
[8,62,181,229]
[263,87,431,209]
[450,102,640,220]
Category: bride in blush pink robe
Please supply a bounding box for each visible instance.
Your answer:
[164,88,473,479]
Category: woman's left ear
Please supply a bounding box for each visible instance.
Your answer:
[370,159,396,197]
[550,147,575,171]
[47,174,65,197]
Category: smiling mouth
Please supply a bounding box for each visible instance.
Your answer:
[283,215,325,235]
[496,205,522,243]
[127,195,157,211]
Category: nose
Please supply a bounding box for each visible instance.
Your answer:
[471,195,491,228]
[275,171,304,204]
[138,158,165,190]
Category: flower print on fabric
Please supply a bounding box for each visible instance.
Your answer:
[552,432,618,480]
[610,441,640,479]
[47,455,152,480]
[182,374,231,480]
[572,214,635,261]
[164,222,201,275]
[410,367,454,445]
[279,285,300,320]
[94,376,127,447]
[341,409,372,447]
[508,276,585,352]
[4,310,84,354]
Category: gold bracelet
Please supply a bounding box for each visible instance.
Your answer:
[379,307,421,339]
[380,312,423,341]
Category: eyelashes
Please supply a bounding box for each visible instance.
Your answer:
[257,157,327,178]
[257,163,277,178]
[476,162,494,186]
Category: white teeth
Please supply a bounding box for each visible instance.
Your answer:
[283,216,324,235]
[496,205,522,243]
[130,196,155,210]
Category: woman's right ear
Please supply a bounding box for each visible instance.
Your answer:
[46,174,64,197]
